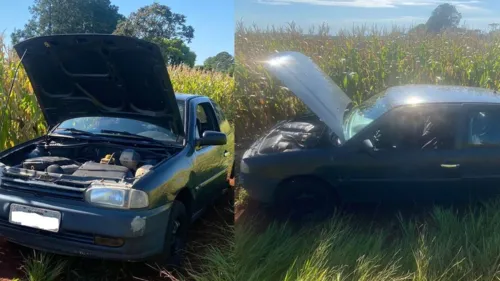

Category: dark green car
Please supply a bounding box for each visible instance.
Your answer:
[0,34,235,265]
[240,51,500,220]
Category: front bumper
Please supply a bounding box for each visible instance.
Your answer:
[0,189,171,261]
[239,159,278,204]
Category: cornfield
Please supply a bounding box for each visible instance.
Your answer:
[234,23,500,140]
[0,35,235,151]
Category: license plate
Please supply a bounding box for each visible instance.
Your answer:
[9,204,61,233]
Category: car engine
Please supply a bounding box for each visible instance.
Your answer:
[14,141,168,181]
[257,115,339,154]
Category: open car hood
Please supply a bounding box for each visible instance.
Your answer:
[263,51,351,142]
[14,34,184,137]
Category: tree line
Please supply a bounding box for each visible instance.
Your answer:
[410,3,498,35]
[11,0,234,74]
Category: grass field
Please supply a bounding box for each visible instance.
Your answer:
[234,200,500,281]
[0,35,235,281]
[231,23,500,281]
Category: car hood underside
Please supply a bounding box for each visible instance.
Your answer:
[263,51,352,142]
[14,34,184,137]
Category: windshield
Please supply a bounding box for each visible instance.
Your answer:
[53,101,186,143]
[343,93,389,142]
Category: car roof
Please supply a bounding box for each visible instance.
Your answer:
[377,85,500,108]
[174,93,203,101]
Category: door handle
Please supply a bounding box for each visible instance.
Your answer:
[224,151,230,157]
[441,164,460,168]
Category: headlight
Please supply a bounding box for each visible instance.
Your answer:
[85,184,149,209]
[243,148,256,159]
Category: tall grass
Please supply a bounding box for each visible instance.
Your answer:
[234,22,500,139]
[0,36,46,151]
[219,201,500,281]
[21,251,66,281]
[0,35,235,151]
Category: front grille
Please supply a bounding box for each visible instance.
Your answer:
[0,217,95,244]
[0,171,89,201]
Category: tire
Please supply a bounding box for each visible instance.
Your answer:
[153,200,190,267]
[273,177,339,222]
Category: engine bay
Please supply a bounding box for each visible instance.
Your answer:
[2,138,176,181]
[257,115,339,154]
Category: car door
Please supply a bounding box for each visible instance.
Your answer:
[191,99,228,210]
[210,99,235,181]
[334,104,463,203]
[456,104,500,201]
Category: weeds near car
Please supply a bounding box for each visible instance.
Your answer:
[21,251,66,281]
[187,225,235,281]
[0,36,46,151]
[230,201,500,281]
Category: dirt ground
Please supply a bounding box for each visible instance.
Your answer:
[0,237,22,281]
[0,190,233,281]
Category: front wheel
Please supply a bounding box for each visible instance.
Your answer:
[274,177,339,222]
[153,200,190,267]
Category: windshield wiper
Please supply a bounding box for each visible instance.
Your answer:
[53,128,95,136]
[99,130,168,146]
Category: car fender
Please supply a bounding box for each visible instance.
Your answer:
[133,147,193,208]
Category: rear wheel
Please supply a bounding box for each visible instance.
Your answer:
[274,177,339,222]
[153,200,190,267]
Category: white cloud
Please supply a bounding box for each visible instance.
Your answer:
[257,0,484,9]
[455,3,488,12]
[335,15,426,22]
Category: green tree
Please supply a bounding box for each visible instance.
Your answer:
[203,52,234,74]
[426,3,462,33]
[113,3,194,43]
[113,3,196,66]
[154,38,196,67]
[11,0,124,44]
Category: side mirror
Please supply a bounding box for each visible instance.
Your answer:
[197,131,227,146]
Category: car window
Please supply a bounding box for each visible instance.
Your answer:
[211,100,227,125]
[343,93,389,141]
[467,110,500,146]
[195,102,220,139]
[367,109,455,151]
[55,116,179,142]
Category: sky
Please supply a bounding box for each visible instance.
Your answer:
[0,0,234,65]
[236,0,500,33]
